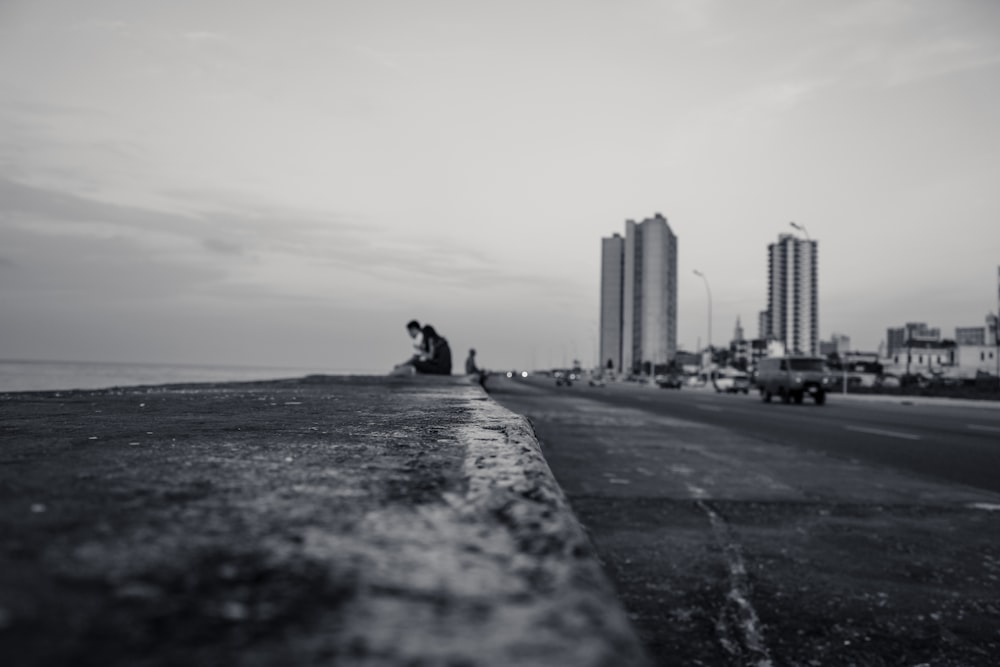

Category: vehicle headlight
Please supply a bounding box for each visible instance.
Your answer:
[794,374,803,384]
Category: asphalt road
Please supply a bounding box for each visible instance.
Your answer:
[548,380,1000,494]
[485,375,1000,667]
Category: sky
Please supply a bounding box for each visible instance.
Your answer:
[2,0,999,374]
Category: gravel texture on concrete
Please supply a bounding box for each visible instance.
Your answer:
[0,375,649,667]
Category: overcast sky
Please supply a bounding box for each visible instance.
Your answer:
[2,0,998,373]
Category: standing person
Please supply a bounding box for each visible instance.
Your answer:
[412,325,452,375]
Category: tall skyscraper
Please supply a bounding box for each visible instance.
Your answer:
[599,233,625,372]
[995,265,1000,344]
[766,233,818,356]
[758,310,770,340]
[600,213,678,374]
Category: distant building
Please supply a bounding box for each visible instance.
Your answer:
[757,310,769,340]
[953,345,998,377]
[766,234,818,355]
[729,317,749,368]
[599,213,679,375]
[820,333,851,357]
[674,350,701,368]
[955,326,986,346]
[886,322,941,357]
[882,339,956,376]
[733,316,745,344]
[599,233,625,372]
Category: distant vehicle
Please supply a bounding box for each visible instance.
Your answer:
[655,374,683,389]
[588,374,606,387]
[714,371,751,394]
[879,374,901,388]
[757,356,832,405]
[554,369,575,387]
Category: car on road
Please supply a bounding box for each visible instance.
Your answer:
[587,373,607,387]
[757,356,833,405]
[654,374,683,389]
[554,369,579,387]
[712,370,751,394]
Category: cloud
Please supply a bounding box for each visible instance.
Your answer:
[0,176,562,310]
[884,39,1000,86]
[0,176,205,234]
[202,237,244,256]
[0,224,224,300]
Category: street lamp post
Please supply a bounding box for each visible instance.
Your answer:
[693,269,712,366]
[789,221,810,240]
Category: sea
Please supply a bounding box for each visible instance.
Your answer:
[0,359,382,393]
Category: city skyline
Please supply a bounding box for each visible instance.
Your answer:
[2,2,999,372]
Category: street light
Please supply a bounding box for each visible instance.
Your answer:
[693,270,712,362]
[789,221,810,240]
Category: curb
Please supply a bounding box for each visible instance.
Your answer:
[329,382,651,666]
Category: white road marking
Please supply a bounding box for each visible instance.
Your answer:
[844,425,921,441]
[968,424,1000,434]
[968,503,1000,511]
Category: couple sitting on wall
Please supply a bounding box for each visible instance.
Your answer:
[391,319,452,376]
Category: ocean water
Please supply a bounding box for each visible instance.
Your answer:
[0,359,381,393]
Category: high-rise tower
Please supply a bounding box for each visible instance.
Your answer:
[766,233,818,356]
[599,233,625,372]
[600,213,678,375]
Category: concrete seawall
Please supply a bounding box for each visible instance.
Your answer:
[0,375,650,666]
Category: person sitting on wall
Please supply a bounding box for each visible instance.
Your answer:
[465,347,487,385]
[412,325,452,375]
[391,319,426,376]
[391,320,452,376]
[465,348,479,375]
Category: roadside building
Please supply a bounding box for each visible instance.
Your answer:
[599,233,625,373]
[766,233,819,356]
[886,322,941,358]
[953,345,999,377]
[599,213,679,376]
[881,339,956,377]
[955,326,986,346]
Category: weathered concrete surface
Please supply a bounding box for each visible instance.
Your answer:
[0,375,649,667]
[488,376,1000,666]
